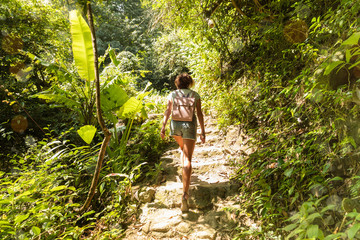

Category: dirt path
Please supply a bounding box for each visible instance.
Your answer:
[125,117,254,239]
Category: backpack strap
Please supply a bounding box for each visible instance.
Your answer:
[174,90,195,98]
[187,91,195,98]
[175,90,183,98]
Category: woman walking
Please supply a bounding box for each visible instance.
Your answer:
[160,73,206,212]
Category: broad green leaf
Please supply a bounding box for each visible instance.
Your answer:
[306,225,320,238]
[329,176,343,181]
[99,182,105,195]
[67,203,81,207]
[342,136,357,148]
[17,197,36,203]
[291,192,299,205]
[321,204,336,213]
[348,223,360,239]
[146,102,155,110]
[31,226,41,236]
[288,185,295,195]
[349,60,360,69]
[342,32,360,46]
[0,220,11,226]
[287,228,305,239]
[346,49,351,63]
[14,213,30,224]
[306,212,321,221]
[109,47,120,66]
[0,181,12,186]
[101,84,129,112]
[138,91,150,101]
[324,61,345,75]
[69,10,95,82]
[116,97,142,119]
[50,185,67,192]
[347,212,359,218]
[50,149,69,164]
[324,233,347,240]
[284,167,294,177]
[77,210,96,221]
[16,191,31,198]
[283,223,297,231]
[141,107,148,119]
[0,199,10,205]
[33,91,79,108]
[81,210,95,218]
[77,125,97,145]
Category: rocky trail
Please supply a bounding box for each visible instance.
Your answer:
[125,117,255,239]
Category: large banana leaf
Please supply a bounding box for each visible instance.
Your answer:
[32,85,79,108]
[34,91,79,108]
[116,97,142,119]
[100,84,129,112]
[101,84,129,125]
[69,10,95,83]
[116,82,151,119]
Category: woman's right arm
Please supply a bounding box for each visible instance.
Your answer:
[161,99,172,140]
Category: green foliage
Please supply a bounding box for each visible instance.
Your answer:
[283,197,360,240]
[284,198,331,240]
[0,111,166,239]
[109,83,152,170]
[93,0,156,56]
[0,0,72,158]
[0,130,100,239]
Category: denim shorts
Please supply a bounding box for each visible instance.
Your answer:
[170,117,197,140]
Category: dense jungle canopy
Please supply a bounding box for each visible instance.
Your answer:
[1,0,360,239]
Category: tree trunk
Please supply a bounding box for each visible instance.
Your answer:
[78,1,111,213]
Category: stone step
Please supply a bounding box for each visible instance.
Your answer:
[126,202,237,240]
[161,157,234,185]
[153,181,183,208]
[153,180,241,210]
[194,146,224,158]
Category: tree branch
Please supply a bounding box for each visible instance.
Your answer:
[204,0,225,17]
[253,0,263,13]
[231,0,248,18]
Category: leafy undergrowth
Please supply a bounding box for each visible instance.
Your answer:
[0,115,167,239]
[209,2,360,239]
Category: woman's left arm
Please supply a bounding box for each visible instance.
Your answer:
[196,99,206,143]
[161,99,172,139]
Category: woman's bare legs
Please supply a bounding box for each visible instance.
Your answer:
[173,135,184,161]
[173,136,195,206]
[182,138,195,195]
